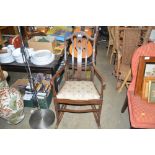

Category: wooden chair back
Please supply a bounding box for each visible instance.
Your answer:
[113,27,154,92]
[115,27,142,65]
[65,31,96,80]
[122,28,141,64]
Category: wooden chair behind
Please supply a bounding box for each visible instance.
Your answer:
[113,27,151,92]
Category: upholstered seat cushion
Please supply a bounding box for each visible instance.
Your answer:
[56,81,100,100]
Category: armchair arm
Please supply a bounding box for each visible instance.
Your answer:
[50,65,65,97]
[92,63,105,99]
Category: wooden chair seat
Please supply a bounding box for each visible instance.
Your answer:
[57,81,100,100]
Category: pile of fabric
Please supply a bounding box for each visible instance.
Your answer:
[0,80,24,124]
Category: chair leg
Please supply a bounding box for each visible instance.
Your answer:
[116,53,121,78]
[54,102,66,128]
[121,95,128,113]
[109,49,116,64]
[117,69,131,93]
[91,105,98,124]
[98,104,102,128]
[91,104,102,128]
[107,44,110,56]
[54,102,60,128]
[58,104,66,125]
[109,51,113,64]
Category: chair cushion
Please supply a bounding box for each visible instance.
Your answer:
[57,81,100,100]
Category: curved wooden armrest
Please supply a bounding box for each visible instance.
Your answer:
[93,64,105,99]
[52,65,65,81]
[93,64,105,86]
[50,65,65,96]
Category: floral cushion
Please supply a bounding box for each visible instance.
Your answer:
[0,80,9,89]
[0,87,24,124]
[57,81,100,100]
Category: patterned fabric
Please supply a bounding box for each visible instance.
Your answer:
[0,81,24,124]
[57,81,100,100]
[0,80,9,89]
[128,42,155,128]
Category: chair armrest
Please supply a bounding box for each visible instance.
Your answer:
[50,65,65,97]
[93,64,105,98]
[93,64,105,85]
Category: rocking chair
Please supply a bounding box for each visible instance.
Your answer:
[51,31,105,128]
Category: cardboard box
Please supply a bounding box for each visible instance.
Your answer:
[11,79,28,90]
[28,36,55,52]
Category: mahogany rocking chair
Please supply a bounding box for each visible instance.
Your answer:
[51,31,105,128]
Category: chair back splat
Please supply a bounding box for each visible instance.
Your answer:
[65,31,95,80]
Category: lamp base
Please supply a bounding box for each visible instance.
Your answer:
[29,109,55,129]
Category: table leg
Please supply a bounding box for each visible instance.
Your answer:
[121,95,128,113]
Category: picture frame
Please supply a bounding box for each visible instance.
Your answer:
[135,56,155,96]
[148,80,155,103]
[142,77,155,100]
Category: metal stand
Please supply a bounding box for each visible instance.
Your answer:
[18,26,55,129]
[29,109,55,129]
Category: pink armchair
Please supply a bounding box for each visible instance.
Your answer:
[122,42,155,128]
